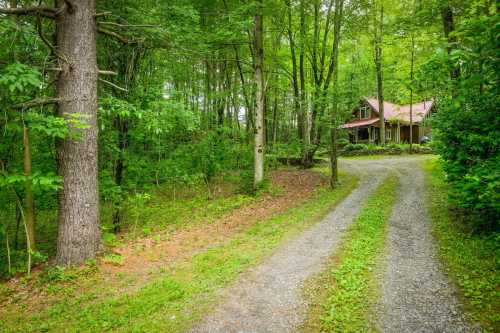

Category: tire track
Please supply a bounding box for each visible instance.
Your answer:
[374,158,477,333]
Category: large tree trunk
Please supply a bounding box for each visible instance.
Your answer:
[374,3,385,145]
[253,0,265,188]
[56,0,100,266]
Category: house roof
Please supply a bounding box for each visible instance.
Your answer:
[341,118,379,129]
[342,98,434,129]
[364,98,433,123]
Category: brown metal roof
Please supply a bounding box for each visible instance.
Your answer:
[364,98,433,123]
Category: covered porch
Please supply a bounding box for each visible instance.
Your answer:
[348,126,380,144]
[342,118,382,144]
[343,119,410,144]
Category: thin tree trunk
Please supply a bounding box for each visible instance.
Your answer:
[329,0,344,187]
[272,88,278,145]
[56,0,100,266]
[112,116,128,232]
[409,33,415,152]
[441,3,460,80]
[14,203,20,250]
[23,124,36,252]
[10,0,18,60]
[299,0,308,147]
[9,0,34,252]
[375,2,385,145]
[286,0,302,140]
[253,0,265,187]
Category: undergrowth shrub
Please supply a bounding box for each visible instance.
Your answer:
[343,143,368,152]
[423,13,500,224]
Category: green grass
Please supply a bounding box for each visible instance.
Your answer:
[301,174,399,333]
[423,159,500,332]
[0,172,358,333]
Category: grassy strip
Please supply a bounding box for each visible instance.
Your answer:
[1,173,358,333]
[422,159,499,331]
[301,174,399,333]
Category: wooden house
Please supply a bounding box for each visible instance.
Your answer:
[342,98,434,144]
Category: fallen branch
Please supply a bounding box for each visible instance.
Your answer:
[12,98,60,110]
[99,78,128,92]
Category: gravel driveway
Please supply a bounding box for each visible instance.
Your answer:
[370,158,477,333]
[188,156,474,333]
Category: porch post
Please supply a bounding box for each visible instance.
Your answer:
[355,127,359,143]
[397,121,401,143]
[368,126,372,143]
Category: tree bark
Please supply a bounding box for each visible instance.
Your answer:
[253,0,265,188]
[55,0,100,266]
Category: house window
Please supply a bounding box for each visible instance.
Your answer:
[386,128,392,140]
[359,106,370,119]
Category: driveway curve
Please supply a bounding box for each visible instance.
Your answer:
[189,156,474,333]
